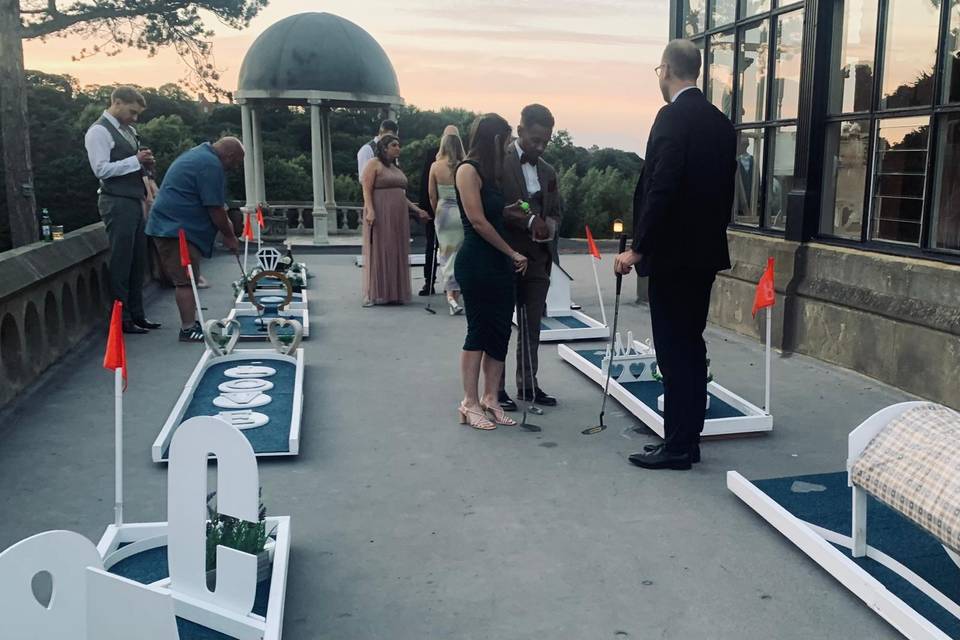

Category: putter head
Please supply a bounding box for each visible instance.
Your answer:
[581,412,607,435]
[520,410,542,432]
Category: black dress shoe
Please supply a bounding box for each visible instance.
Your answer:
[122,320,149,334]
[418,285,436,296]
[628,444,692,470]
[134,318,162,330]
[643,442,700,463]
[519,387,557,406]
[497,390,517,412]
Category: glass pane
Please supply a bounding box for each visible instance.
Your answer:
[711,0,737,29]
[738,21,769,123]
[870,116,929,244]
[879,0,940,109]
[741,0,771,19]
[931,113,960,250]
[683,0,707,37]
[695,39,706,90]
[708,31,736,119]
[767,126,797,230]
[734,129,765,226]
[773,10,804,120]
[829,0,879,114]
[821,120,870,239]
[944,0,960,103]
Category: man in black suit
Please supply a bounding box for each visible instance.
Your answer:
[615,40,736,470]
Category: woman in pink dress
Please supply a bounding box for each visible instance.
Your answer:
[359,135,430,306]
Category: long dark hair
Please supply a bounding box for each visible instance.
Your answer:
[465,114,511,185]
[375,134,400,165]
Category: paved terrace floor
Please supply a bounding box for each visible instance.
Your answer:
[0,248,913,639]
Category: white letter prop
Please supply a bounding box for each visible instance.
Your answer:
[86,568,178,640]
[0,530,103,640]
[167,416,260,616]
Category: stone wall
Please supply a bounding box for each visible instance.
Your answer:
[636,229,960,410]
[0,224,112,408]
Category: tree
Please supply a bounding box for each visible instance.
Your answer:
[0,0,268,250]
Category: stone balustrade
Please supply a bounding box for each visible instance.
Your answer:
[0,223,112,408]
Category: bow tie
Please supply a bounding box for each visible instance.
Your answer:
[520,153,537,166]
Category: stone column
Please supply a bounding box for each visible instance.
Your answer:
[239,101,256,209]
[320,107,338,237]
[251,107,266,205]
[309,101,329,244]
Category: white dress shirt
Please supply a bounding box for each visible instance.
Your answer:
[357,136,378,178]
[84,110,142,180]
[515,142,541,195]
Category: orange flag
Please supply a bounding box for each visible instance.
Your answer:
[585,225,601,260]
[243,213,255,241]
[103,300,127,389]
[752,257,775,317]
[178,229,191,268]
[256,205,265,228]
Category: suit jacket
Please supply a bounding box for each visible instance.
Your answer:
[501,141,562,271]
[631,88,736,277]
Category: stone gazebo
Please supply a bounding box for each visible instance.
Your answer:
[235,12,404,244]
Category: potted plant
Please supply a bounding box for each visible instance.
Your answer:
[206,489,277,589]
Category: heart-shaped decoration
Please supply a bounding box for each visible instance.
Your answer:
[267,317,303,355]
[203,318,241,356]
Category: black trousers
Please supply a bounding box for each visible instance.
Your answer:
[99,194,146,321]
[500,247,552,393]
[648,268,716,454]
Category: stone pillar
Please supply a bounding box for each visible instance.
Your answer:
[239,101,256,209]
[251,108,266,205]
[320,107,338,237]
[309,101,329,244]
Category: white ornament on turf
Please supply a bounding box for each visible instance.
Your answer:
[225,365,277,379]
[219,378,274,393]
[213,391,272,409]
[203,318,240,356]
[216,410,270,429]
[267,317,303,355]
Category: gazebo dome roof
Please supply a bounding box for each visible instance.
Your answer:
[235,12,403,107]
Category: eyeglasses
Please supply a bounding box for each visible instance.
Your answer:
[654,64,667,79]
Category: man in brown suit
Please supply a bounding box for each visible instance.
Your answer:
[498,104,562,410]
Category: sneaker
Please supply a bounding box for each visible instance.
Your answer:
[179,322,204,342]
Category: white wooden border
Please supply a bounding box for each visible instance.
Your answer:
[227,307,311,339]
[151,349,305,462]
[558,342,772,437]
[96,517,291,640]
[727,471,953,640]
[514,310,609,343]
[235,289,309,311]
[354,253,425,267]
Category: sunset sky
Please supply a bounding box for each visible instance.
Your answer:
[22,0,669,153]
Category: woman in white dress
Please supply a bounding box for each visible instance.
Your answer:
[428,127,467,315]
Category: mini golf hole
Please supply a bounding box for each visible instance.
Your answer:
[31,570,53,608]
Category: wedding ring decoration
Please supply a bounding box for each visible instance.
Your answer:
[256,247,282,272]
[203,318,241,356]
[267,318,303,356]
[246,270,294,312]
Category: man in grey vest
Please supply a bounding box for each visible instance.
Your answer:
[84,86,160,334]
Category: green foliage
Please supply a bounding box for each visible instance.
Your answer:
[137,115,196,180]
[334,174,362,204]
[205,490,271,572]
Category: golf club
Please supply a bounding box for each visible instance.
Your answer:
[582,234,628,436]
[517,302,542,432]
[521,302,544,416]
[424,230,438,315]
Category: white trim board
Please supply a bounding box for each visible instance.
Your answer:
[558,341,772,438]
[227,307,311,339]
[96,517,291,640]
[354,253,426,267]
[151,349,305,462]
[514,309,609,343]
[727,471,954,640]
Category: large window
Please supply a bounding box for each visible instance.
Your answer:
[822,0,960,253]
[682,0,806,231]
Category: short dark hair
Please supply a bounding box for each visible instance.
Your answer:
[380,119,398,134]
[375,134,400,165]
[111,86,146,108]
[520,104,555,130]
[663,40,701,81]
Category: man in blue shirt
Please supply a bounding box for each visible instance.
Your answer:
[147,137,243,341]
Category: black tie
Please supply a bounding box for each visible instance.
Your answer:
[521,153,537,166]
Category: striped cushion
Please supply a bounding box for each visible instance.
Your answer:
[850,403,960,554]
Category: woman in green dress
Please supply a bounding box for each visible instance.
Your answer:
[455,114,529,430]
[429,127,467,315]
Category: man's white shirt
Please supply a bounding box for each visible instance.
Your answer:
[515,142,541,195]
[357,136,379,178]
[84,110,142,180]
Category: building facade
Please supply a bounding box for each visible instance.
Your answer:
[648,0,960,408]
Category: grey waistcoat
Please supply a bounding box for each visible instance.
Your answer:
[96,116,145,200]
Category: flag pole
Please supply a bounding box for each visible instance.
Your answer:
[590,256,607,326]
[114,366,123,526]
[188,264,205,327]
[256,204,263,253]
[243,210,250,275]
[764,305,772,414]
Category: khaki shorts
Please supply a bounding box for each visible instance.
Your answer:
[153,236,202,287]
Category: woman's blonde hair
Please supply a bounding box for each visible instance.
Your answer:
[436,132,465,173]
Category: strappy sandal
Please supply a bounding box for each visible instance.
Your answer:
[481,402,518,426]
[459,403,496,430]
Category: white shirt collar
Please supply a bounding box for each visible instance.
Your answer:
[671,86,698,103]
[102,110,122,129]
[515,141,525,161]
